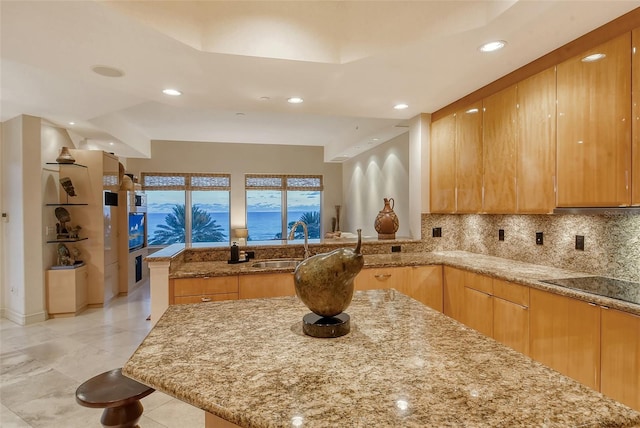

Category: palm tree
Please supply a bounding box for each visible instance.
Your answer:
[149,204,226,245]
[288,211,320,239]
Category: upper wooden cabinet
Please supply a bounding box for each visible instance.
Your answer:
[455,103,483,212]
[483,85,517,213]
[430,113,456,213]
[633,28,640,205]
[516,67,557,213]
[556,33,632,207]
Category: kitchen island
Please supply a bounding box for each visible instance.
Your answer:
[123,289,640,427]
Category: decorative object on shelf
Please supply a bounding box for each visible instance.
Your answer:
[374,197,399,240]
[55,207,71,237]
[56,243,82,267]
[56,146,75,164]
[120,174,135,191]
[331,217,337,232]
[335,205,341,232]
[293,229,363,338]
[59,177,77,197]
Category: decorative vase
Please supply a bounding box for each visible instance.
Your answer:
[56,147,75,164]
[374,197,399,240]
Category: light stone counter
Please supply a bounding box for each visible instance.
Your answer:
[123,289,640,427]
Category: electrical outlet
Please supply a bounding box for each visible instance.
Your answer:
[391,245,401,253]
[575,235,585,251]
[498,229,505,241]
[536,232,544,245]
[432,227,442,238]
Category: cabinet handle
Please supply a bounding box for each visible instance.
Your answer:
[553,175,557,193]
[201,297,212,302]
[588,302,597,307]
[374,274,392,280]
[600,305,609,310]
[625,170,629,191]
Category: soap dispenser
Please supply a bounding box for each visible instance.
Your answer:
[230,241,240,262]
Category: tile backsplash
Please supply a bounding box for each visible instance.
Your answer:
[421,213,640,283]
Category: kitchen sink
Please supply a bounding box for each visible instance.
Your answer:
[251,259,300,269]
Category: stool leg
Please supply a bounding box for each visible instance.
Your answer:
[100,400,144,428]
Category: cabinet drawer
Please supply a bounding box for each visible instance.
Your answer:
[174,293,238,304]
[355,267,409,291]
[492,278,529,307]
[174,276,239,297]
[464,271,493,294]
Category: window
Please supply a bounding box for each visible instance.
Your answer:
[245,174,322,241]
[142,173,230,245]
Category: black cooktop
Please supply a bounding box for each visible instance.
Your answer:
[541,276,640,306]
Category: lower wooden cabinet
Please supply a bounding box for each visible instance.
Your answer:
[492,279,530,355]
[171,276,239,304]
[238,273,295,299]
[443,266,466,323]
[405,266,443,312]
[529,288,601,391]
[601,308,640,411]
[46,265,88,316]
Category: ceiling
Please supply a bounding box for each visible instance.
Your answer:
[2,1,639,162]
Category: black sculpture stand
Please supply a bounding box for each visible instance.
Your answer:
[302,312,350,338]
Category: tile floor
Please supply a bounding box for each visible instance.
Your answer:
[0,280,203,427]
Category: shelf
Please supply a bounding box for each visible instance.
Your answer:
[46,162,88,168]
[46,237,88,243]
[46,203,88,206]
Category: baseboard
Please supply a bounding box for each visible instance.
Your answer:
[3,307,47,325]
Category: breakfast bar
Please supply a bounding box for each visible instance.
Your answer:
[123,289,640,427]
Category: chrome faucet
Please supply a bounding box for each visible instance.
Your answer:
[288,221,311,259]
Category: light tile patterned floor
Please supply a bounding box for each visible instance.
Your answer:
[0,281,203,427]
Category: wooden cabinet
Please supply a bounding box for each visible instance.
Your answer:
[239,273,295,299]
[404,266,443,312]
[483,85,517,213]
[516,67,557,213]
[529,288,601,391]
[443,266,466,323]
[430,113,456,213]
[601,308,640,411]
[171,276,239,304]
[556,33,632,207]
[455,103,483,212]
[46,265,88,316]
[492,279,530,355]
[633,28,640,205]
[354,266,409,291]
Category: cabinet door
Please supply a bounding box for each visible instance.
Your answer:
[405,265,443,312]
[601,308,640,411]
[493,297,529,355]
[239,273,295,299]
[557,33,631,206]
[483,85,517,213]
[443,266,465,323]
[633,28,640,205]
[517,67,557,213]
[455,103,483,212]
[430,114,456,213]
[354,267,408,291]
[464,287,493,337]
[529,289,601,390]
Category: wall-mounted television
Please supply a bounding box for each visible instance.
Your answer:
[128,212,146,251]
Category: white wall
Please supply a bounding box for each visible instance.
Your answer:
[1,115,47,325]
[341,132,411,238]
[125,140,343,235]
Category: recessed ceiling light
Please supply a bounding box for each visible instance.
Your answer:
[581,53,606,62]
[479,40,507,53]
[68,121,75,126]
[162,88,182,96]
[287,97,304,104]
[394,103,409,110]
[109,142,114,146]
[372,138,380,141]
[235,112,245,116]
[260,96,271,101]
[91,65,124,78]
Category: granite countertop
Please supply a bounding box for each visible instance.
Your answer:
[169,250,640,316]
[123,289,640,428]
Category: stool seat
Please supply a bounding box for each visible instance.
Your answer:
[76,368,154,428]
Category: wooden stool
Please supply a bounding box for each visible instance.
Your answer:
[76,368,154,428]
